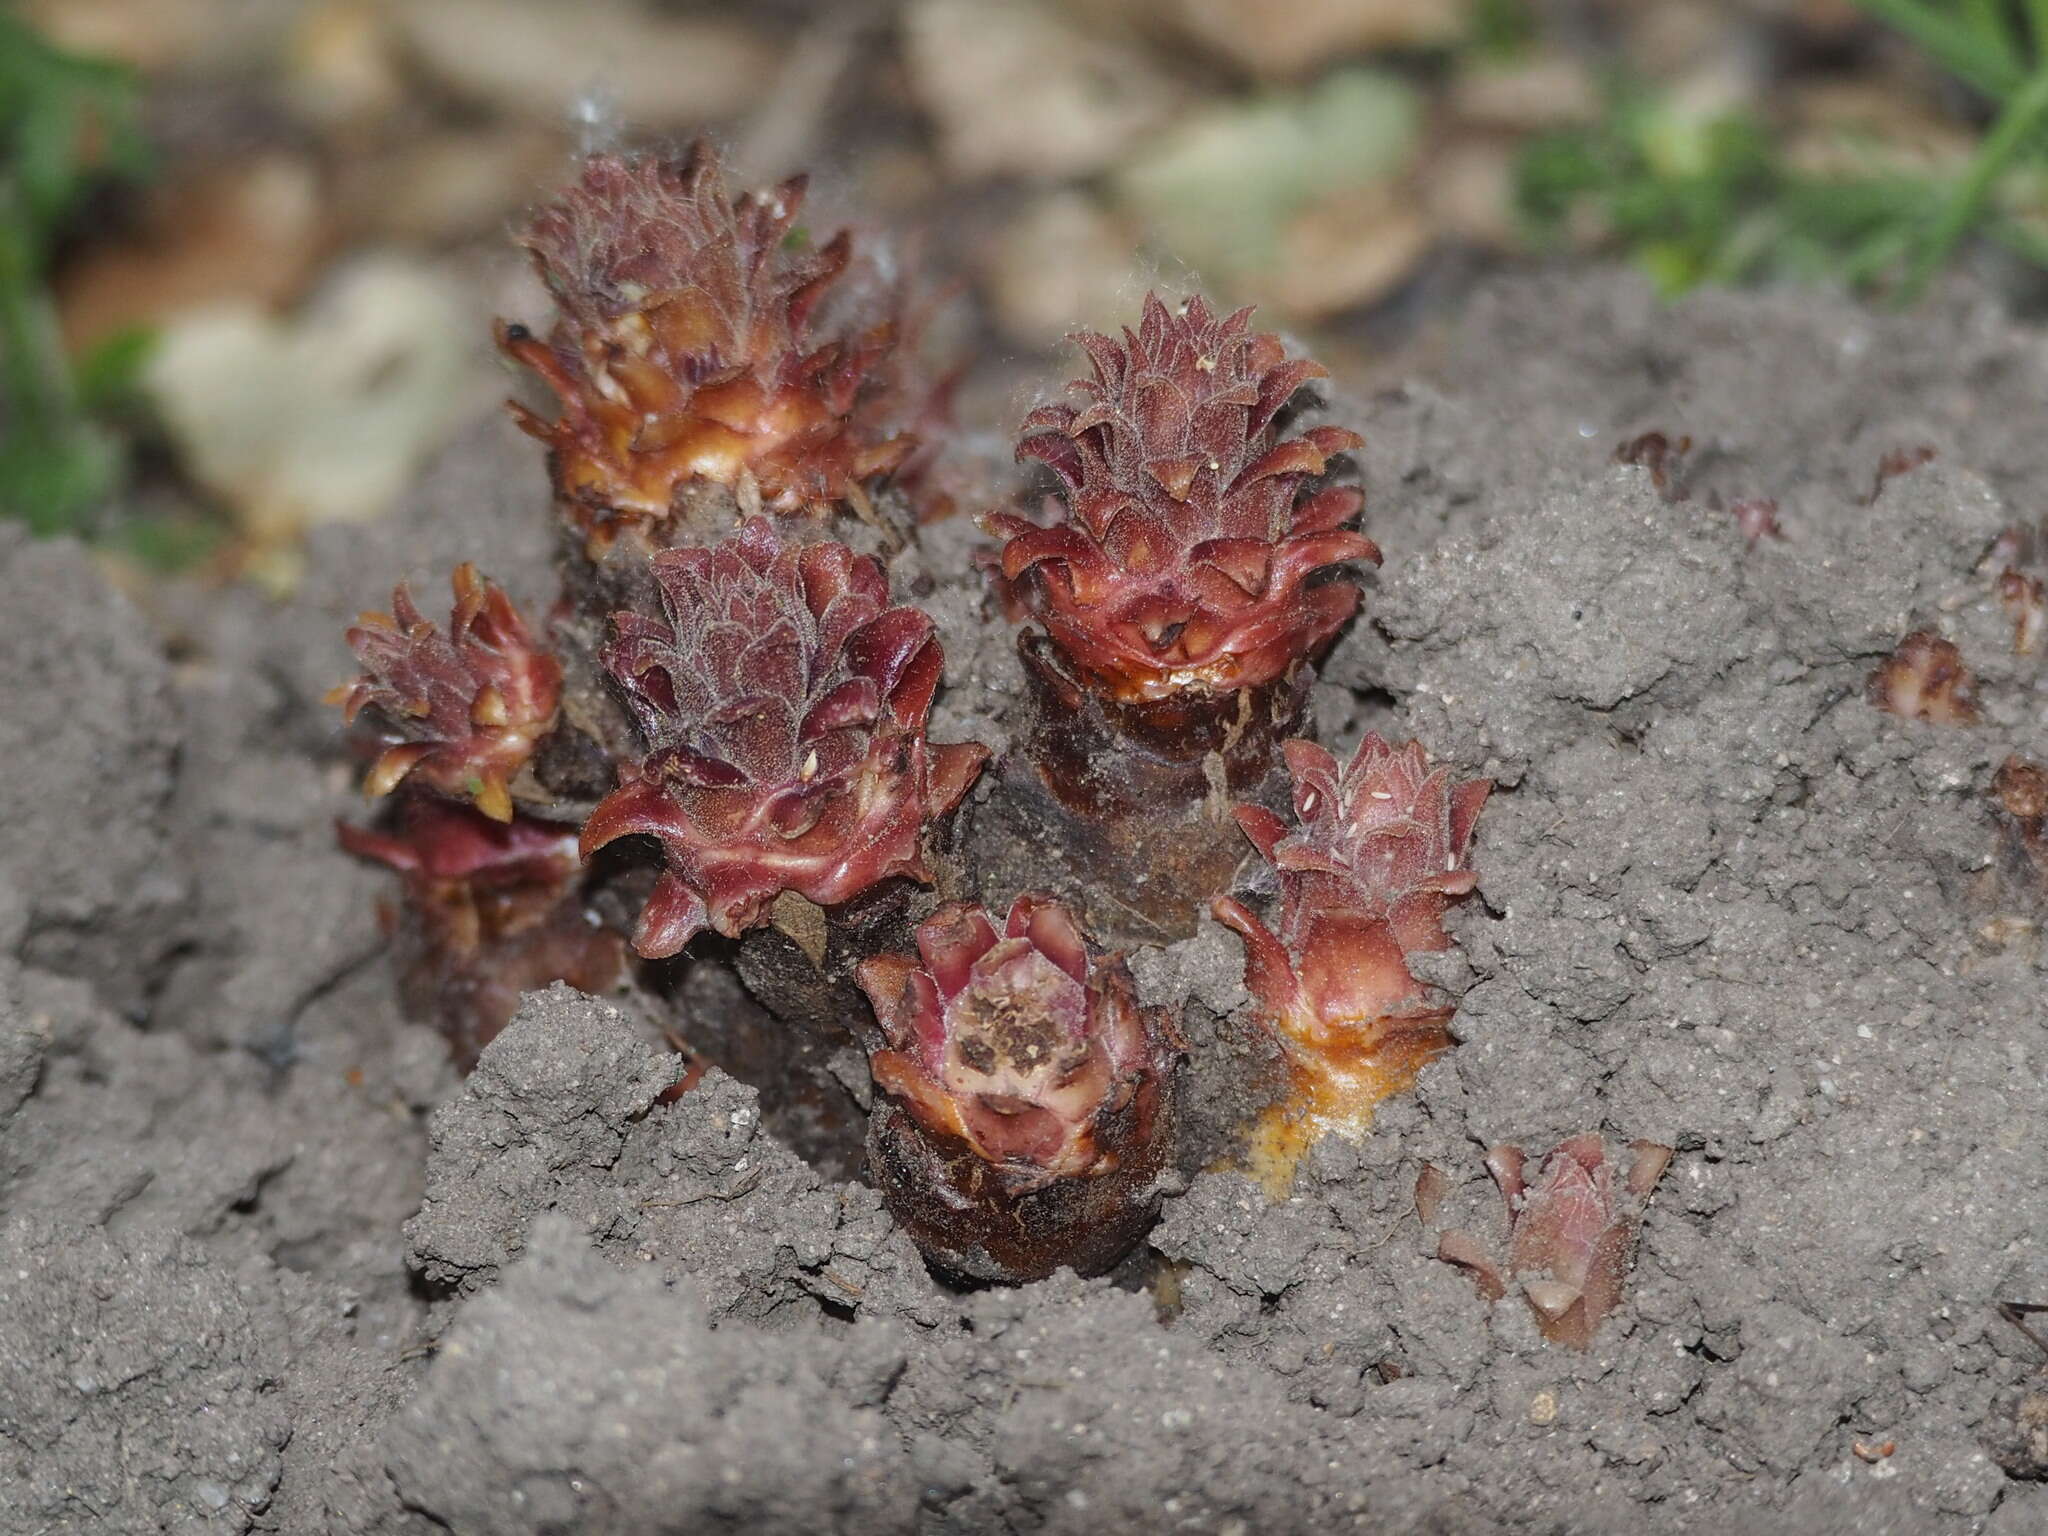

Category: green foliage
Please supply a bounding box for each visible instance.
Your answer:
[1518,4,2048,300]
[1466,0,1537,60]
[1857,0,2048,297]
[0,12,151,536]
[1516,87,1941,296]
[1854,0,2034,99]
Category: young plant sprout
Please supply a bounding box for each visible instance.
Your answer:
[981,294,1378,940]
[1214,733,1489,1195]
[501,144,913,542]
[579,517,987,959]
[1997,568,2044,655]
[1436,1135,1672,1350]
[856,893,1182,1282]
[990,294,1375,705]
[1992,754,2048,892]
[1727,496,1784,546]
[331,564,561,824]
[1868,630,1979,724]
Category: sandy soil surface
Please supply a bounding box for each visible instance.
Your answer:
[5,267,2048,1534]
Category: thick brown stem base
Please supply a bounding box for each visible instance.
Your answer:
[393,881,628,1074]
[962,635,1308,946]
[696,877,932,1178]
[529,516,665,814]
[866,1071,1177,1284]
[730,877,928,1048]
[667,957,869,1180]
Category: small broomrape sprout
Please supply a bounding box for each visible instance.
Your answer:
[337,798,623,1068]
[1612,430,1691,501]
[502,143,912,535]
[1979,524,2030,577]
[581,517,988,959]
[1993,754,2048,891]
[1995,755,2048,831]
[1436,1135,1672,1350]
[330,564,562,822]
[1728,497,1784,547]
[1997,568,2045,656]
[1868,630,1978,724]
[1214,733,1489,1194]
[1867,443,1935,504]
[855,893,1182,1282]
[986,293,1378,703]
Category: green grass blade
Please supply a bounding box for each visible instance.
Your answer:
[1855,0,2025,98]
[1962,0,2027,75]
[1900,62,2048,299]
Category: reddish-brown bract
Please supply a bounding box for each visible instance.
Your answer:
[856,893,1181,1281]
[986,294,1378,703]
[1215,734,1488,1188]
[503,145,912,535]
[580,517,987,959]
[338,799,623,1068]
[1436,1135,1672,1350]
[331,564,561,823]
[1868,630,1979,724]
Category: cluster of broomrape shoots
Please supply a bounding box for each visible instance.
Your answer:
[329,141,1657,1323]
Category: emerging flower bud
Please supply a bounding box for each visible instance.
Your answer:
[503,144,912,534]
[1436,1135,1672,1350]
[856,893,1182,1282]
[986,293,1378,704]
[330,564,561,823]
[581,518,988,958]
[1868,630,1978,724]
[1214,733,1488,1191]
